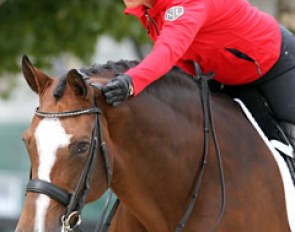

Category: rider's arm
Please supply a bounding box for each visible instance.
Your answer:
[126,1,208,95]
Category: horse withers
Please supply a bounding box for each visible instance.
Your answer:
[16,56,293,231]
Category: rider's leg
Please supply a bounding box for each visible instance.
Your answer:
[259,68,295,152]
[257,26,295,153]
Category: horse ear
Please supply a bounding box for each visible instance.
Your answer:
[22,55,51,94]
[67,69,88,98]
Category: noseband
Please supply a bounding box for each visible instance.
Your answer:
[26,104,112,231]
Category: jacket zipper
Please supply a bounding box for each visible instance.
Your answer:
[226,48,262,75]
[145,8,160,36]
[254,61,262,75]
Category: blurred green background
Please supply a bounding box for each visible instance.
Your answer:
[0,0,149,231]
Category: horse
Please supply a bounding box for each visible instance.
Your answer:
[16,55,293,232]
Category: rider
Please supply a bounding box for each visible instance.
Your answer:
[101,0,295,154]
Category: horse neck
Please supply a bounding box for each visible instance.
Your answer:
[99,86,287,231]
[100,90,208,230]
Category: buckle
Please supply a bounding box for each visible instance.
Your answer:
[61,211,82,231]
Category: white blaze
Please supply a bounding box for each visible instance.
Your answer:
[34,118,71,232]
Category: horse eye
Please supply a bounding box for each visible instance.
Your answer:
[72,142,90,155]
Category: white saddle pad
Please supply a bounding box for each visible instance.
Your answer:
[235,99,295,231]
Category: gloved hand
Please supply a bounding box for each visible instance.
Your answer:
[102,74,134,106]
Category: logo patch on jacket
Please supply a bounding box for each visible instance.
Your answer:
[165,6,184,21]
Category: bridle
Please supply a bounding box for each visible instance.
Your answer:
[26,102,113,231]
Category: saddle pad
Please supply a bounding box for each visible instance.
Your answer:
[235,99,295,231]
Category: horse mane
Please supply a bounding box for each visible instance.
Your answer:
[53,60,196,100]
[53,60,139,99]
[79,60,139,76]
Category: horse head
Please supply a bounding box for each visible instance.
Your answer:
[16,56,111,232]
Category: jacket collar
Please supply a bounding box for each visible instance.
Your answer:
[124,0,168,18]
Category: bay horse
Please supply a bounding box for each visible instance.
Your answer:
[16,55,294,232]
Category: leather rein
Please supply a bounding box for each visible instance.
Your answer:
[175,71,226,232]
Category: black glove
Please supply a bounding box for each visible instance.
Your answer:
[102,74,134,106]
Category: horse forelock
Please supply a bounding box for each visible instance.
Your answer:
[53,74,67,100]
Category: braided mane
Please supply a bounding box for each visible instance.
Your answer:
[53,60,194,100]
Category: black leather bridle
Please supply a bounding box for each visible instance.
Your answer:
[26,103,113,231]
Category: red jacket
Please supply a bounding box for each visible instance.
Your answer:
[125,0,281,95]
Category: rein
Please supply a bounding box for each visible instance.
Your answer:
[175,67,226,232]
[26,101,113,231]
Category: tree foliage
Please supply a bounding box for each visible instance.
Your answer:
[0,0,149,74]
